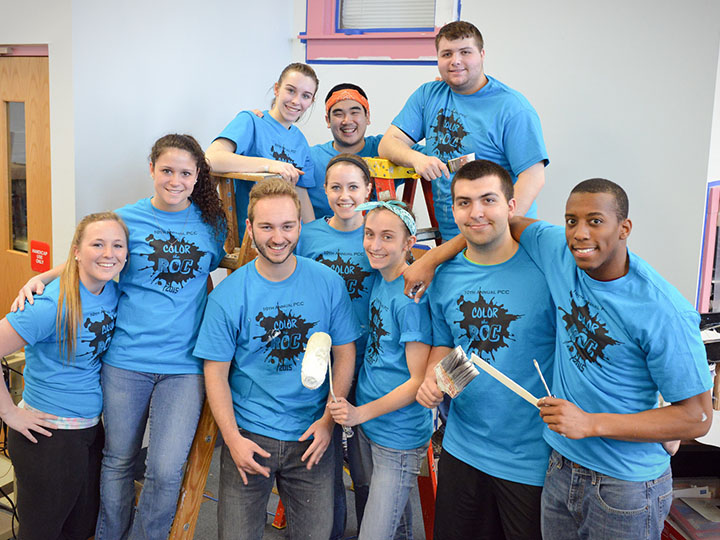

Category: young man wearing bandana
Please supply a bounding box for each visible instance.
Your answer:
[307,83,381,219]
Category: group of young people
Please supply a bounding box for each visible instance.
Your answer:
[0,17,713,540]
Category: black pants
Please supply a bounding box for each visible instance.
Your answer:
[434,450,543,540]
[8,422,104,540]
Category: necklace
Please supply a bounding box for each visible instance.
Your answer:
[149,198,191,247]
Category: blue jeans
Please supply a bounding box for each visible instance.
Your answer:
[217,428,335,540]
[355,426,427,540]
[541,450,673,540]
[95,364,204,540]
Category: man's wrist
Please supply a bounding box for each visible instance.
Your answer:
[585,412,602,438]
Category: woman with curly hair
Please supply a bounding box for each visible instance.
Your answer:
[14,133,227,540]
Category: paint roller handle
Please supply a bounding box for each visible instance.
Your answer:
[327,359,354,438]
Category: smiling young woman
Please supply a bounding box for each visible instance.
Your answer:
[13,134,227,540]
[2,212,128,540]
[205,63,320,227]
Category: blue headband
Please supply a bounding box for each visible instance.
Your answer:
[355,200,417,236]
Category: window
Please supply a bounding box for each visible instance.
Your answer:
[300,0,460,64]
[339,0,435,31]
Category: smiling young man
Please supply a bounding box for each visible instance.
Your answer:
[417,160,555,540]
[193,178,360,540]
[405,178,713,539]
[513,179,713,539]
[307,83,380,219]
[379,20,549,241]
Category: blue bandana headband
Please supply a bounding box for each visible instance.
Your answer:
[355,200,417,236]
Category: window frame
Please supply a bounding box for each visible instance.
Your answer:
[300,0,460,65]
[335,0,436,33]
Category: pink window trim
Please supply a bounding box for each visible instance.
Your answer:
[302,0,438,62]
[697,184,720,311]
[0,45,48,57]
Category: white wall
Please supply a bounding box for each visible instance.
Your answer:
[293,0,720,301]
[0,0,75,262]
[3,0,720,300]
[2,0,295,264]
[709,36,720,183]
[71,0,294,217]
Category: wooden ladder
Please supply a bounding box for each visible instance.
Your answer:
[167,172,271,539]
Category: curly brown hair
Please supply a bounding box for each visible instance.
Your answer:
[149,134,227,239]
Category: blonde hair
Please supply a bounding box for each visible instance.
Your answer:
[247,178,301,223]
[57,212,129,360]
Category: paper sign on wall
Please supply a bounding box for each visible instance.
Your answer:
[30,240,50,272]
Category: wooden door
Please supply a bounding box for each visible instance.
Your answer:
[0,57,52,311]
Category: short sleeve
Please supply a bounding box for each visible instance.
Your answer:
[215,112,255,155]
[502,108,549,175]
[193,288,240,362]
[646,309,712,402]
[391,85,427,144]
[397,298,432,345]
[519,221,566,275]
[5,293,58,346]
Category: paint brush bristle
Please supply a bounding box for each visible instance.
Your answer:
[435,346,479,398]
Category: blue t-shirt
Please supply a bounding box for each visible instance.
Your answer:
[392,78,548,240]
[215,110,314,230]
[428,248,555,486]
[520,222,713,482]
[6,279,119,418]
[193,256,360,441]
[105,198,225,374]
[357,274,433,450]
[297,218,374,374]
[308,135,382,219]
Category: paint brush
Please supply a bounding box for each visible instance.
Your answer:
[470,353,540,409]
[435,346,479,398]
[447,153,475,173]
[533,359,552,397]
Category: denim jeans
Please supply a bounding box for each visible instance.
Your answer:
[95,364,204,540]
[355,426,427,540]
[217,428,335,540]
[541,450,673,540]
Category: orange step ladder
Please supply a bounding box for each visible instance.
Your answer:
[363,157,441,246]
